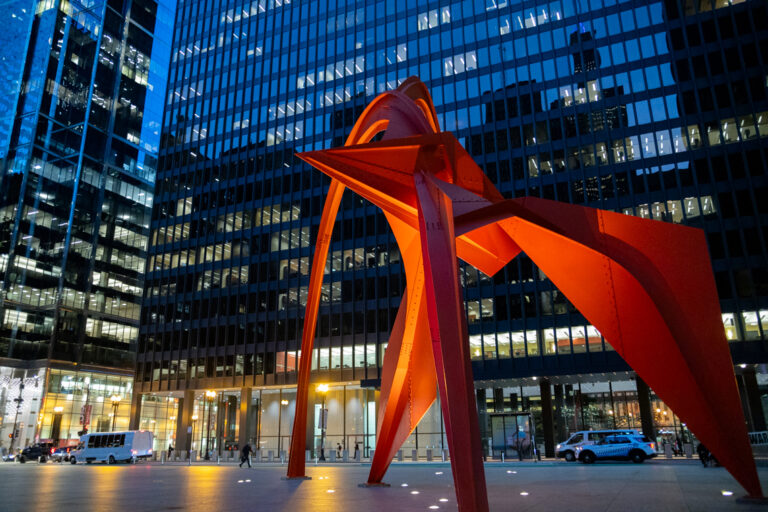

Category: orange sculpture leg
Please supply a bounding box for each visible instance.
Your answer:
[286,179,344,478]
[415,172,489,511]
[287,77,762,508]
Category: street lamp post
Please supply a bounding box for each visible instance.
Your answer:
[110,395,122,431]
[204,390,216,460]
[9,381,24,453]
[317,384,329,461]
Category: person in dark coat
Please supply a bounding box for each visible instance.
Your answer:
[240,443,252,468]
[354,442,360,460]
[696,442,709,467]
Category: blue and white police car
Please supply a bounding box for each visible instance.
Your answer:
[575,434,656,464]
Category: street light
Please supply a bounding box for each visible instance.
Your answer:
[204,390,216,460]
[110,395,122,431]
[317,384,329,461]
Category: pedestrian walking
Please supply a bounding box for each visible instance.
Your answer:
[337,443,342,458]
[167,444,174,460]
[696,442,709,467]
[240,443,252,468]
[354,442,360,460]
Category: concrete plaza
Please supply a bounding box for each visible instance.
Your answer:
[1,460,766,511]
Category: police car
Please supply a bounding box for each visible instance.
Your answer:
[575,434,656,464]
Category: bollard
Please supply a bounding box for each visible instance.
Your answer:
[268,450,274,462]
[684,443,693,459]
[442,449,448,462]
[411,449,418,462]
[355,449,361,462]
[306,449,311,462]
[217,455,220,465]
[426,449,433,462]
[342,449,348,463]
[502,451,505,463]
[370,449,375,461]
[664,444,673,459]
[280,451,286,464]
[397,450,403,462]
[161,452,166,465]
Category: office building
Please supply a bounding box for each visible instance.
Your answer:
[136,0,768,458]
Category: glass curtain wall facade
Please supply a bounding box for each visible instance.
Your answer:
[0,366,134,454]
[0,0,174,372]
[138,0,768,456]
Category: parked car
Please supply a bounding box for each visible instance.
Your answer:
[18,442,56,463]
[51,447,74,462]
[576,434,657,464]
[556,429,640,461]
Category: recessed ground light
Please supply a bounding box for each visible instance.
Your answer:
[245,479,251,483]
[439,498,449,502]
[435,471,443,475]
[429,507,440,510]
[721,491,734,496]
[237,480,243,483]
[327,489,335,493]
[411,491,420,495]
[520,492,529,496]
[401,483,409,487]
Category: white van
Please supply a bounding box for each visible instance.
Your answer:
[70,431,153,464]
[556,429,640,461]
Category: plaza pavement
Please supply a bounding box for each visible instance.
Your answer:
[1,459,767,511]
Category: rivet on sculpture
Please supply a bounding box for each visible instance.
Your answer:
[285,77,762,510]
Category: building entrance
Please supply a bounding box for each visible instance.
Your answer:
[490,412,537,460]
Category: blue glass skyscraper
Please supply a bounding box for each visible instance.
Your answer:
[0,0,174,449]
[136,0,768,457]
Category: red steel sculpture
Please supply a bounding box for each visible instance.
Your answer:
[286,77,762,509]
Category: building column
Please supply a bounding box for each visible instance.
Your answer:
[238,387,252,449]
[539,379,555,458]
[306,385,317,457]
[176,389,195,452]
[741,368,766,431]
[492,388,504,412]
[553,384,567,442]
[636,376,655,440]
[216,394,227,456]
[128,391,142,430]
[476,389,488,458]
